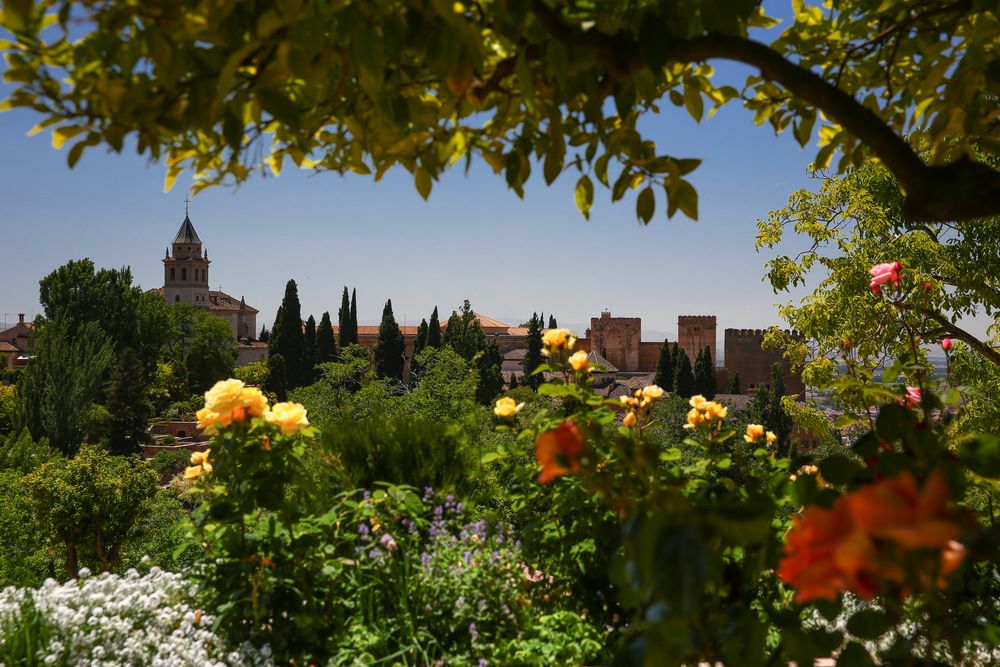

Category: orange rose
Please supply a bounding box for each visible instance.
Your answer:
[845,469,958,549]
[535,420,587,484]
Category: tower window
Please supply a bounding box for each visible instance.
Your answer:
[170,267,175,281]
[181,267,187,281]
[175,295,180,303]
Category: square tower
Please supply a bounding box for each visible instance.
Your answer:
[677,315,717,367]
[586,311,641,371]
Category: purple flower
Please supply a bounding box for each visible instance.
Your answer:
[379,533,397,552]
[468,622,479,640]
[357,524,370,537]
[420,552,432,567]
[368,547,384,560]
[478,660,488,667]
[362,490,372,500]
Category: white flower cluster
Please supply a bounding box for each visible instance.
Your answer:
[0,568,272,667]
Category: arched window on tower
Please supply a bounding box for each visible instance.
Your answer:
[170,267,175,281]
[175,295,180,303]
[181,267,187,281]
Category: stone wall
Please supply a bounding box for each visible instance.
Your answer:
[586,312,642,371]
[722,328,804,397]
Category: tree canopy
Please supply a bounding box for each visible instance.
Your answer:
[2,1,998,222]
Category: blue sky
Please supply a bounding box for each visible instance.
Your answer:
[0,63,826,343]
[1,7,989,345]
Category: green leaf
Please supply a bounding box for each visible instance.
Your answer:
[543,144,564,185]
[875,404,917,442]
[960,433,1000,478]
[818,454,863,485]
[669,178,698,220]
[575,174,594,219]
[838,642,877,667]
[638,15,671,70]
[846,609,892,640]
[636,185,655,224]
[414,167,432,200]
[683,82,704,122]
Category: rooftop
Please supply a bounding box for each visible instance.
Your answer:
[172,215,202,245]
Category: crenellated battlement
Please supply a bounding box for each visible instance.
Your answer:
[678,315,717,322]
[725,328,801,339]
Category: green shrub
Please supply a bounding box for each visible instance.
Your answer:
[150,448,191,476]
[319,413,484,499]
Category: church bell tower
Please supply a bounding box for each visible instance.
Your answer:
[163,205,210,307]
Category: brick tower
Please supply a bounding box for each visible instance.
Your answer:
[677,315,717,366]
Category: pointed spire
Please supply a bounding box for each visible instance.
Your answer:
[165,247,169,259]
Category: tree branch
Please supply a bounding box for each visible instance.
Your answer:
[529,1,1000,223]
[919,308,1000,367]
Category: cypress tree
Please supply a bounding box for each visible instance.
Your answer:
[443,311,462,347]
[726,372,741,394]
[523,312,544,389]
[338,287,351,345]
[316,311,337,364]
[303,315,317,384]
[692,347,706,395]
[653,338,674,391]
[548,314,557,329]
[413,319,428,357]
[258,324,269,343]
[510,374,519,389]
[673,347,695,398]
[748,363,794,457]
[702,345,717,399]
[427,307,442,348]
[349,288,358,344]
[268,305,284,357]
[374,299,405,381]
[266,353,288,402]
[270,280,305,388]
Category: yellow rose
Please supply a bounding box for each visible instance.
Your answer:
[196,406,222,435]
[183,465,203,480]
[688,394,707,408]
[766,431,778,445]
[744,424,765,443]
[493,396,525,418]
[541,329,576,355]
[190,450,207,465]
[641,385,664,400]
[240,386,269,417]
[201,461,213,475]
[265,402,310,434]
[204,379,247,415]
[568,350,590,372]
[623,411,637,427]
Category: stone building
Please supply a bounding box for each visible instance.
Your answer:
[154,212,265,365]
[0,313,32,369]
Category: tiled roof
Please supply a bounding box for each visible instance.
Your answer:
[587,350,619,373]
[503,348,529,360]
[505,327,529,336]
[173,216,202,244]
[623,374,656,390]
[334,325,420,336]
[0,342,18,352]
[474,312,510,329]
[207,291,258,313]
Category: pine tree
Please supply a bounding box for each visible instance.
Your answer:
[443,311,462,347]
[702,345,717,399]
[258,324,269,343]
[269,280,305,388]
[374,299,405,381]
[105,347,151,456]
[509,374,519,389]
[316,311,337,364]
[338,287,351,345]
[266,353,288,402]
[548,315,557,329]
[653,338,674,391]
[673,347,695,398]
[303,315,317,384]
[726,372,741,394]
[427,306,442,348]
[523,313,544,389]
[349,288,358,344]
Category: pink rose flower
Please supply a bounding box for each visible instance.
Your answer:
[941,338,953,351]
[900,386,922,409]
[869,261,902,295]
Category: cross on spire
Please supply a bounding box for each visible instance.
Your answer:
[184,196,191,217]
